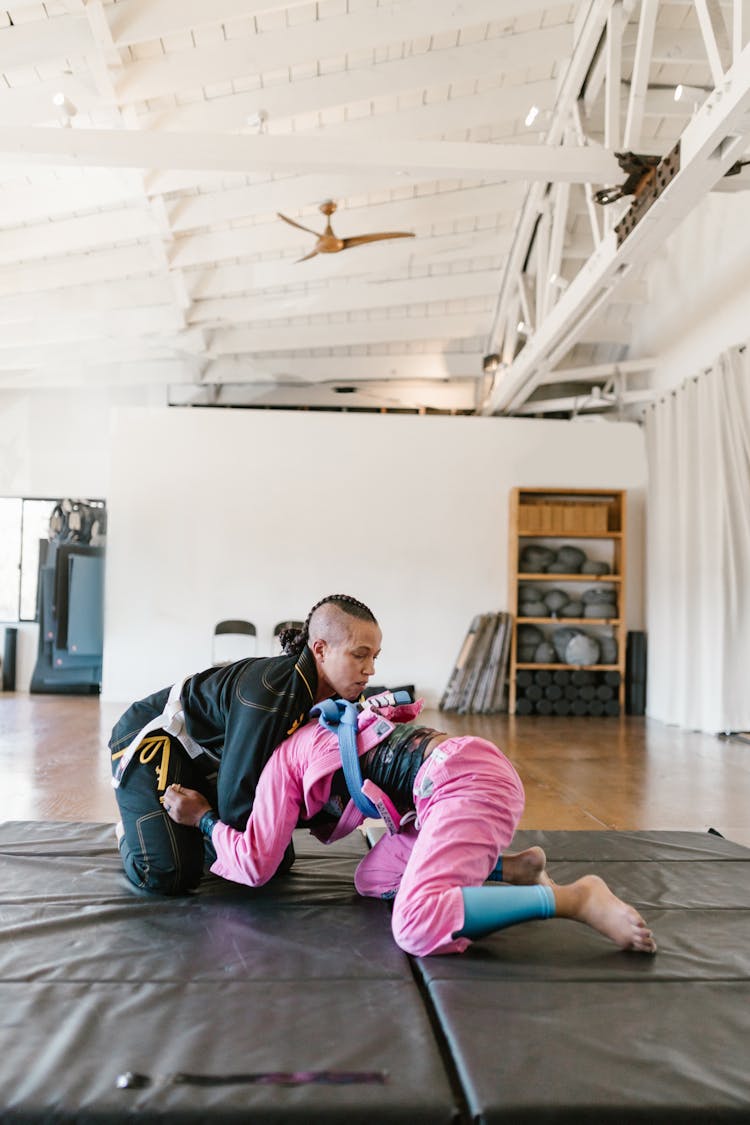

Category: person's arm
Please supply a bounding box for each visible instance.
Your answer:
[162,746,305,887]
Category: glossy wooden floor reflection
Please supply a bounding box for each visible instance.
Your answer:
[2,693,749,847]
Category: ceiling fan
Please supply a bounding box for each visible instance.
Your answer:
[277,200,415,262]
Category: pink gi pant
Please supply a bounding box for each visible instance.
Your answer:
[354,736,525,956]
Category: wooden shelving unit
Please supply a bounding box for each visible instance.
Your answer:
[508,487,627,715]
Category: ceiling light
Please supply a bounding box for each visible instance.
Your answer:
[246,110,268,132]
[524,105,539,127]
[674,84,683,102]
[51,91,77,125]
[482,353,501,374]
[517,320,527,334]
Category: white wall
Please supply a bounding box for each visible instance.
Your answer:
[103,407,647,706]
[631,191,750,388]
[0,384,163,690]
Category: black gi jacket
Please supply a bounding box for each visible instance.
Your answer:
[110,646,319,831]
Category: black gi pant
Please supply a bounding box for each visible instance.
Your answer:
[110,729,295,895]
[111,730,218,895]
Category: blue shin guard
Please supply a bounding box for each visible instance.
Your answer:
[456,884,555,940]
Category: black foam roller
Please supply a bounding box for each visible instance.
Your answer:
[2,627,17,692]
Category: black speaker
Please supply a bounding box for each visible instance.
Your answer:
[2,627,17,691]
[626,631,647,715]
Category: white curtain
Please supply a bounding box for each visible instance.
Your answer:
[645,344,750,733]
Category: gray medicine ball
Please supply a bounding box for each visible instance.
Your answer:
[564,633,601,666]
[556,545,586,570]
[581,559,611,575]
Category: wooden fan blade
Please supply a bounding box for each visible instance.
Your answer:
[341,232,415,249]
[277,212,321,236]
[296,248,320,262]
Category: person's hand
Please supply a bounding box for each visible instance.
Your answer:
[161,783,211,827]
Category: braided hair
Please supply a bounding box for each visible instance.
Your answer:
[279,594,377,657]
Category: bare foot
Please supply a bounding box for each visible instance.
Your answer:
[501,846,553,887]
[556,875,657,953]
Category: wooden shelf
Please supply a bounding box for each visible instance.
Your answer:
[516,663,621,671]
[517,618,621,626]
[518,531,623,540]
[508,486,627,715]
[519,573,622,582]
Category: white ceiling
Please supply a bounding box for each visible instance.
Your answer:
[1,0,749,416]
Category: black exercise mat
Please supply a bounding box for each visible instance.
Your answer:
[414,829,750,1122]
[0,821,456,1123]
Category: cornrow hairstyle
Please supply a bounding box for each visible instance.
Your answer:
[279,594,377,657]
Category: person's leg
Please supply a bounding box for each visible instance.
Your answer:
[390,737,526,956]
[456,876,656,953]
[112,731,216,895]
[356,833,549,901]
[354,822,419,900]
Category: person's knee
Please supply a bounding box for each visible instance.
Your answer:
[122,858,200,896]
[391,898,440,957]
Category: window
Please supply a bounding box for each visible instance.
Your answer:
[0,498,60,623]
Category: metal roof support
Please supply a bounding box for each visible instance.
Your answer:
[734,0,750,60]
[695,0,731,84]
[571,103,603,248]
[605,0,623,150]
[482,38,750,415]
[622,0,659,150]
[484,0,617,360]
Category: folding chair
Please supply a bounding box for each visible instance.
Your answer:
[212,619,257,666]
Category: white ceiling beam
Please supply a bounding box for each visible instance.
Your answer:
[0,77,104,129]
[0,358,199,389]
[209,312,488,354]
[114,4,568,104]
[137,32,568,133]
[184,228,515,296]
[623,0,658,151]
[106,0,550,48]
[170,180,524,237]
[0,275,175,322]
[0,12,93,67]
[0,126,620,182]
[537,357,657,384]
[0,207,160,266]
[0,337,191,370]
[204,353,486,385]
[512,387,658,414]
[0,168,146,227]
[107,0,298,45]
[188,269,501,326]
[0,305,187,350]
[0,244,161,298]
[623,27,720,67]
[483,39,750,414]
[305,83,559,145]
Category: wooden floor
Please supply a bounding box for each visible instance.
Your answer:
[2,693,749,847]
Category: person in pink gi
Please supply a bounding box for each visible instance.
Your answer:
[163,690,657,957]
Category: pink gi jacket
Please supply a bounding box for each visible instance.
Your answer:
[210,700,423,887]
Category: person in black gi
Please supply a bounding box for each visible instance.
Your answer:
[110,594,382,894]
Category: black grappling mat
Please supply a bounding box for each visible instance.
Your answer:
[1,822,749,1122]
